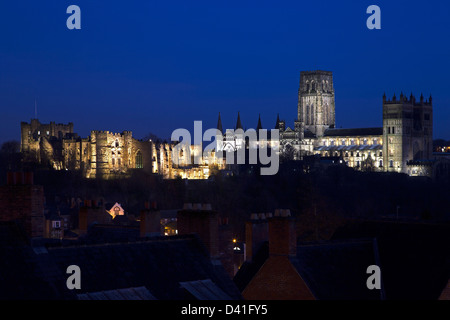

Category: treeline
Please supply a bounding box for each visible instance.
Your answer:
[1,140,449,242]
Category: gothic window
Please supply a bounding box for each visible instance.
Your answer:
[389,160,394,168]
[379,160,383,167]
[310,104,314,124]
[306,105,310,125]
[311,81,316,91]
[112,158,115,166]
[363,139,368,145]
[306,82,310,92]
[135,151,143,169]
[115,139,119,148]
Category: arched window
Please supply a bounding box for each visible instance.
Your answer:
[306,81,310,92]
[311,81,316,91]
[135,151,143,169]
[306,105,310,125]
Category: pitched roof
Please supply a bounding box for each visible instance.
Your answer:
[439,280,450,300]
[233,241,269,291]
[290,239,383,300]
[77,286,157,300]
[304,129,316,138]
[324,128,383,137]
[41,235,242,300]
[0,222,242,300]
[179,279,232,300]
[332,220,450,299]
[235,238,383,300]
[0,222,62,299]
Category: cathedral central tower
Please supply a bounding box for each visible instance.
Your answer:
[298,70,335,137]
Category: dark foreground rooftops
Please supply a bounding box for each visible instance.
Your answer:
[0,222,242,300]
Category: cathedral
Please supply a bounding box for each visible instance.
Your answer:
[20,70,434,178]
[217,70,434,176]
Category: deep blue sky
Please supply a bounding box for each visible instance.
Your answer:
[1,0,449,144]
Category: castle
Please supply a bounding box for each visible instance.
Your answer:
[20,70,434,178]
[20,120,223,179]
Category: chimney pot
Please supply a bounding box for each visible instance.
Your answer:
[183,203,193,210]
[6,172,14,185]
[24,172,34,185]
[193,203,202,210]
[15,172,24,185]
[281,209,291,217]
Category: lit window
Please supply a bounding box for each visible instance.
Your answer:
[135,151,143,169]
[52,221,61,228]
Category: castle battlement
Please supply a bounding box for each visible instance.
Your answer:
[383,93,432,106]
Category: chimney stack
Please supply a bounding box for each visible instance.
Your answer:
[140,201,161,237]
[268,209,296,256]
[177,203,219,258]
[245,213,269,262]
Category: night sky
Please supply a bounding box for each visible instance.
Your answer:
[1,0,449,144]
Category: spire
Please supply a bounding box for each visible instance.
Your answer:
[235,112,243,130]
[257,114,262,131]
[217,112,223,133]
[275,113,280,129]
[429,94,433,104]
[420,93,424,103]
